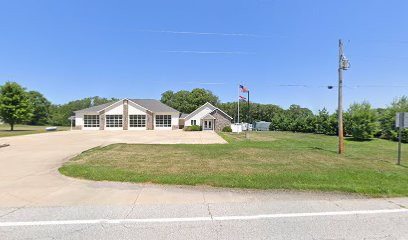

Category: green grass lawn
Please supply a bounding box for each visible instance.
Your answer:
[59,131,408,197]
[0,124,69,138]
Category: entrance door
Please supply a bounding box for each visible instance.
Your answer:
[204,120,213,130]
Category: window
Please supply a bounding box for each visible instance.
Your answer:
[191,120,197,125]
[155,115,171,127]
[84,115,99,128]
[129,115,146,128]
[106,115,123,128]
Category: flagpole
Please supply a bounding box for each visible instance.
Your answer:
[237,84,240,125]
[247,90,250,126]
[245,90,250,138]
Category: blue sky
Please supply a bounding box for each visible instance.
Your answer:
[0,0,407,112]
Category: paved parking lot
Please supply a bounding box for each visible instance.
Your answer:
[0,130,226,207]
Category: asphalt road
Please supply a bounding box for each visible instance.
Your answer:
[1,194,407,239]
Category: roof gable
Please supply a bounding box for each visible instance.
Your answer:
[210,109,233,120]
[184,102,216,121]
[184,102,233,121]
[201,113,216,120]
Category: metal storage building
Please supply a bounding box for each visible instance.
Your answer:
[253,121,271,131]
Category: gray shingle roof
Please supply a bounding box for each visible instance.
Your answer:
[74,102,115,113]
[210,109,233,120]
[179,113,189,118]
[130,99,179,113]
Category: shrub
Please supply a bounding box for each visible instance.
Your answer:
[379,96,408,142]
[346,102,380,140]
[183,125,202,131]
[222,126,232,132]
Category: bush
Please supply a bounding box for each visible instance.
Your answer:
[222,126,232,132]
[346,102,380,140]
[379,96,408,143]
[183,125,202,131]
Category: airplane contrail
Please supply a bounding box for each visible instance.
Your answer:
[182,82,225,85]
[141,29,261,37]
[165,50,254,55]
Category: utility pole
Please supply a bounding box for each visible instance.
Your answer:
[338,39,344,154]
[338,39,350,155]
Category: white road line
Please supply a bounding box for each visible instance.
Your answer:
[0,209,407,227]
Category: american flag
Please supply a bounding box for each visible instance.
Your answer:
[239,85,249,93]
[239,96,247,102]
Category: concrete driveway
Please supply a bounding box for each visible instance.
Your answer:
[0,130,226,207]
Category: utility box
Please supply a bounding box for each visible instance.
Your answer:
[231,123,243,133]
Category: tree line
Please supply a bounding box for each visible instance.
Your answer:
[0,81,407,142]
[160,88,408,142]
[219,99,408,142]
[0,81,116,130]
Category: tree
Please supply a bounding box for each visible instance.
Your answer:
[346,102,380,140]
[374,108,385,138]
[160,88,220,113]
[190,88,220,109]
[379,96,408,142]
[268,105,316,132]
[27,91,51,125]
[315,108,331,134]
[160,90,174,107]
[0,82,33,130]
[218,102,238,123]
[325,112,338,135]
[270,112,290,131]
[245,103,283,123]
[49,96,118,126]
[284,105,315,132]
[170,90,194,113]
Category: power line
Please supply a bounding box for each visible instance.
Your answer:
[262,84,408,89]
[343,84,408,88]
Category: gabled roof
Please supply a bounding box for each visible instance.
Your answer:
[210,109,233,120]
[184,102,232,120]
[74,102,115,113]
[201,113,216,120]
[129,99,179,113]
[74,99,179,114]
[183,102,216,120]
